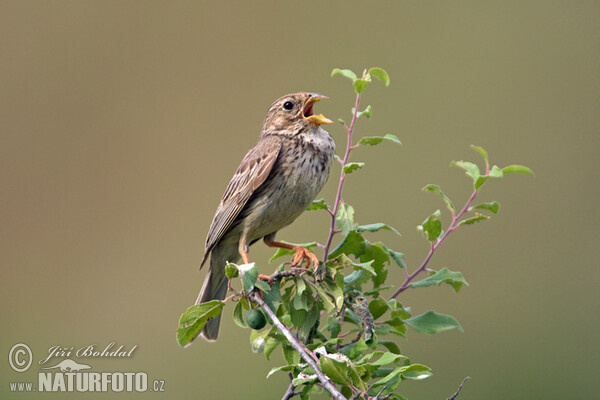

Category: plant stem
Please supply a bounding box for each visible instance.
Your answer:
[389,189,479,299]
[251,291,347,400]
[323,89,362,261]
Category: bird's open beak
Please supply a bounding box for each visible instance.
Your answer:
[303,94,333,125]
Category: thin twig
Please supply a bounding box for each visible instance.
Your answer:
[251,291,347,400]
[389,188,479,299]
[323,77,365,261]
[281,373,298,400]
[446,376,470,400]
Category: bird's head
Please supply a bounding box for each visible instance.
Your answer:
[262,92,333,136]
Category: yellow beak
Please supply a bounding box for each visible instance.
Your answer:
[304,94,333,125]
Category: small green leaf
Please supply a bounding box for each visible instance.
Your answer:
[384,247,406,269]
[321,354,352,385]
[356,104,372,119]
[378,340,401,354]
[473,201,500,214]
[233,301,247,328]
[225,262,239,279]
[422,184,455,212]
[474,175,488,189]
[344,162,365,174]
[176,300,225,346]
[263,337,280,360]
[451,160,480,181]
[240,263,258,292]
[266,364,295,379]
[502,164,535,176]
[470,145,489,163]
[489,165,504,178]
[306,198,329,211]
[357,134,401,146]
[405,310,463,334]
[292,374,318,386]
[417,210,442,242]
[409,267,469,292]
[368,67,391,86]
[335,203,357,236]
[331,68,357,81]
[357,223,401,236]
[399,364,432,380]
[352,260,377,276]
[458,212,489,225]
[337,118,346,124]
[354,79,369,93]
[328,230,365,260]
[369,297,389,319]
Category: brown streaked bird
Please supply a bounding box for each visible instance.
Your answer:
[195,92,335,341]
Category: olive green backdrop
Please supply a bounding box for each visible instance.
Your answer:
[2,1,598,399]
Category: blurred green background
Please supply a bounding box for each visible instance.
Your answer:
[1,1,598,399]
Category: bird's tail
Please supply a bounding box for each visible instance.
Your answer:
[194,251,229,341]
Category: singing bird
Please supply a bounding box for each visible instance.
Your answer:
[196,92,335,341]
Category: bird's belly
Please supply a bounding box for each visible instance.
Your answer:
[242,150,330,241]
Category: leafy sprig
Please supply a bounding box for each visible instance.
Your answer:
[177,67,533,400]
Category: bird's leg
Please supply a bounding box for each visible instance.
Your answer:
[263,237,320,270]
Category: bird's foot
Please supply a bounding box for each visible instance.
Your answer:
[291,245,320,269]
[257,273,274,286]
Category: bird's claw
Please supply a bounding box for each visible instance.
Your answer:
[257,273,274,286]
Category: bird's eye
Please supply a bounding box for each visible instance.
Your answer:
[283,101,294,110]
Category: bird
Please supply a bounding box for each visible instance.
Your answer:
[195,92,335,341]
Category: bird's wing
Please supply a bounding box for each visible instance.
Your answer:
[201,135,282,267]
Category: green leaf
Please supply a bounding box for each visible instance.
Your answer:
[357,134,401,146]
[264,336,280,360]
[474,175,489,189]
[331,68,357,81]
[335,203,357,236]
[368,67,391,86]
[315,284,337,312]
[344,162,365,174]
[470,145,488,163]
[240,263,258,292]
[328,230,365,261]
[473,201,500,214]
[400,364,432,380]
[369,297,389,319]
[417,210,442,242]
[352,260,377,276]
[502,164,535,176]
[321,354,352,386]
[292,374,318,386]
[176,300,225,346]
[405,310,463,334]
[458,212,489,225]
[356,104,372,119]
[266,364,296,379]
[423,184,455,212]
[337,118,346,125]
[357,223,401,236]
[409,267,469,292]
[224,262,239,279]
[354,78,369,93]
[233,301,247,328]
[282,345,301,365]
[378,340,401,354]
[306,198,329,211]
[489,165,504,177]
[385,247,406,269]
[451,160,480,182]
